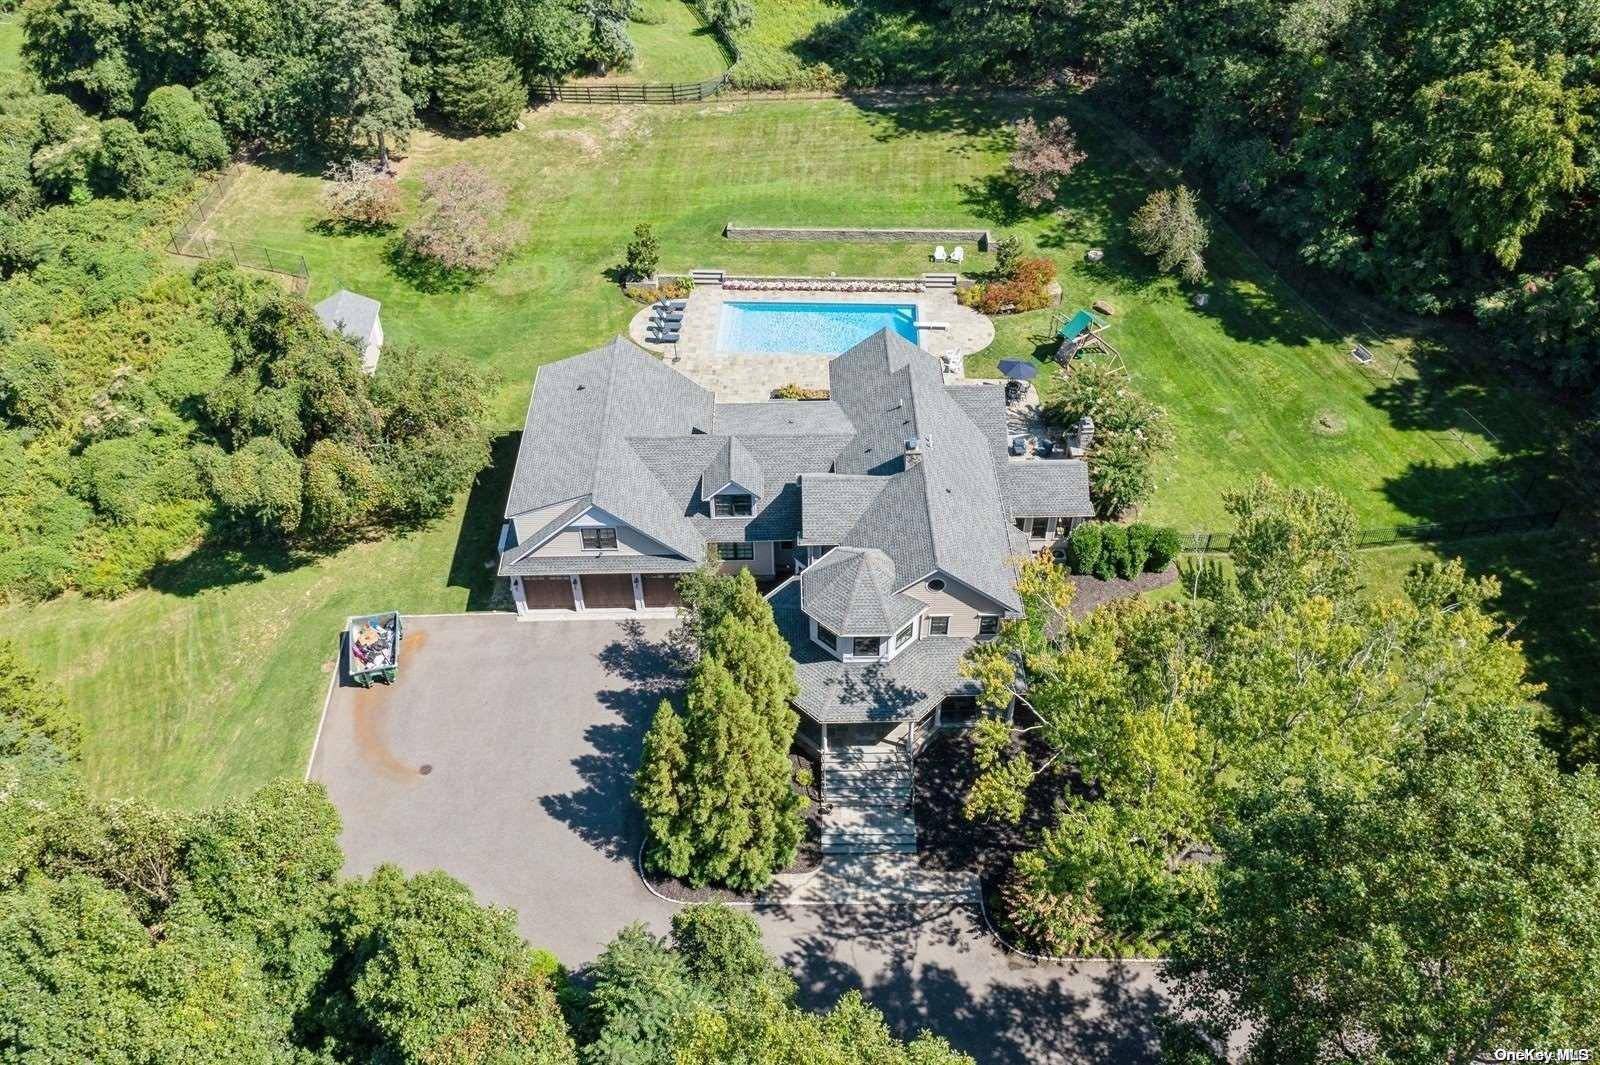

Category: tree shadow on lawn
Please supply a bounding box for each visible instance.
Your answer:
[445,431,519,610]
[146,538,311,597]
[764,900,1166,1064]
[384,239,484,295]
[538,621,688,860]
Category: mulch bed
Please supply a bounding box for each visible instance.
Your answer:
[1068,565,1179,618]
[641,751,824,905]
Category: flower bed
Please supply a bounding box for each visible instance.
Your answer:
[723,276,923,293]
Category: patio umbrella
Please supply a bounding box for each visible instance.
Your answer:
[997,359,1038,381]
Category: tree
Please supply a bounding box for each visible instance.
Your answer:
[581,922,704,1065]
[91,117,156,198]
[624,221,660,281]
[320,159,402,229]
[1221,476,1359,609]
[402,163,517,273]
[635,652,802,890]
[669,904,792,1003]
[1166,705,1600,1062]
[1009,115,1085,209]
[1377,43,1588,273]
[992,234,1024,276]
[636,698,692,877]
[320,0,416,170]
[431,30,527,133]
[1129,185,1210,284]
[19,0,136,114]
[1042,362,1172,517]
[0,641,79,756]
[139,85,227,169]
[1476,257,1600,393]
[700,0,753,34]
[699,568,799,752]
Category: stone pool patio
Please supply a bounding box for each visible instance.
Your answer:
[629,278,995,401]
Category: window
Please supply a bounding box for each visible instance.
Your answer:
[1030,517,1050,539]
[1014,517,1027,532]
[895,623,915,647]
[977,615,1000,637]
[926,578,946,592]
[851,636,882,657]
[581,528,617,551]
[815,626,838,650]
[713,494,753,517]
[712,541,754,561]
[1055,517,1077,532]
[927,616,950,636]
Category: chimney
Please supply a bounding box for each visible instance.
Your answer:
[1071,416,1095,455]
[904,437,923,468]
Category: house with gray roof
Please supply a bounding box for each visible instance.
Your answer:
[498,329,1092,759]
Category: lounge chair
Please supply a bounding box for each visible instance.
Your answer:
[652,311,684,323]
[933,245,947,263]
[951,246,965,264]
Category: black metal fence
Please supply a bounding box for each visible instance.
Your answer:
[1179,509,1563,555]
[168,161,309,293]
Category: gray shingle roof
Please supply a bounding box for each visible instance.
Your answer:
[501,553,699,577]
[313,289,380,340]
[798,547,924,635]
[770,580,978,724]
[825,332,1022,613]
[503,338,714,563]
[636,433,852,542]
[796,473,891,546]
[1003,460,1094,517]
[699,436,765,500]
[712,400,855,436]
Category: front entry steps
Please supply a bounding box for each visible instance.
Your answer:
[820,744,915,855]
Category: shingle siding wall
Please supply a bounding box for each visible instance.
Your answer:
[903,572,1007,638]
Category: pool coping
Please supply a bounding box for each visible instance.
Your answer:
[628,281,995,402]
[717,299,923,356]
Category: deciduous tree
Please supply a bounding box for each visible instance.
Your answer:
[1009,115,1085,210]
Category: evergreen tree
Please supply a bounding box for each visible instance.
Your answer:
[635,698,692,878]
[702,569,799,753]
[321,0,416,171]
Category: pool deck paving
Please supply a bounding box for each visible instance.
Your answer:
[629,280,995,401]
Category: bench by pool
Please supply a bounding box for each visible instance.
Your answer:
[717,301,919,355]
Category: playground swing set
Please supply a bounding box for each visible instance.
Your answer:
[1052,308,1126,372]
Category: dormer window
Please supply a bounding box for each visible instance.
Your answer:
[581,528,617,550]
[713,494,754,517]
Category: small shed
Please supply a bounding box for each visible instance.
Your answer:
[314,289,383,373]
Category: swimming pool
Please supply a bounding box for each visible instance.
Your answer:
[716,301,919,355]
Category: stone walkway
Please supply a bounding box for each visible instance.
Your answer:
[629,278,995,401]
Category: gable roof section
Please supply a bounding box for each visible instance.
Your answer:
[699,436,765,500]
[503,337,714,560]
[825,331,1022,613]
[799,547,924,635]
[313,289,380,340]
[712,400,855,436]
[638,433,851,542]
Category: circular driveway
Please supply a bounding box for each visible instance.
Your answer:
[310,614,1166,1063]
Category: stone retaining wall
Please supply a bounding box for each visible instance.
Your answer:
[724,224,991,251]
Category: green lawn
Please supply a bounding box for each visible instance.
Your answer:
[0,18,22,77]
[575,0,730,84]
[0,93,1575,805]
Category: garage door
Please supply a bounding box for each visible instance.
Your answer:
[641,575,683,608]
[521,577,575,610]
[581,574,635,609]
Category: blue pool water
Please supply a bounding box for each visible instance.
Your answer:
[717,301,919,355]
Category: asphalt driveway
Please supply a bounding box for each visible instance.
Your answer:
[309,614,1166,1062]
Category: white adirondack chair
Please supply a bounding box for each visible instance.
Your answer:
[933,245,947,262]
[950,246,965,264]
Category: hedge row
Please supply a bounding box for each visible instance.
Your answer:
[1064,523,1182,580]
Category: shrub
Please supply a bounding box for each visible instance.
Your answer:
[700,0,753,33]
[1147,526,1183,571]
[1043,362,1174,518]
[139,86,228,170]
[1094,524,1129,580]
[1126,523,1155,575]
[770,383,829,400]
[624,278,693,304]
[92,118,155,199]
[624,221,660,281]
[320,160,401,230]
[1012,255,1057,287]
[961,278,1049,315]
[993,234,1023,276]
[1066,522,1103,575]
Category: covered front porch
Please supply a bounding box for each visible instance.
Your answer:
[794,695,996,757]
